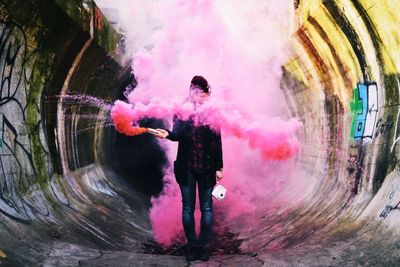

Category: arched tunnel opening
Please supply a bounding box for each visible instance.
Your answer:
[1,0,400,266]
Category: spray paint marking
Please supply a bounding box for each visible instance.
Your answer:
[350,87,362,138]
[350,82,379,140]
[380,182,400,219]
[390,78,400,153]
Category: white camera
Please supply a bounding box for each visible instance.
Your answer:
[212,184,227,201]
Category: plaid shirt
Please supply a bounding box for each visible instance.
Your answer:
[167,113,223,186]
[188,116,205,173]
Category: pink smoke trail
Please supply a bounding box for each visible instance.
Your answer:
[110,99,301,160]
[111,100,153,136]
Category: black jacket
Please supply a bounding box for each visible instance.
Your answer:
[166,115,223,187]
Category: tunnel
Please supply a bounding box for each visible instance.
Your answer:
[1,0,400,266]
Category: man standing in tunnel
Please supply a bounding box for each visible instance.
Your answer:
[152,76,223,261]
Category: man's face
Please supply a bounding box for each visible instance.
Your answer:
[190,84,210,105]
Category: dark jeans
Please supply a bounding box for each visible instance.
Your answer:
[179,170,213,247]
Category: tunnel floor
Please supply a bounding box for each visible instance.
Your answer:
[0,163,396,266]
[2,227,399,267]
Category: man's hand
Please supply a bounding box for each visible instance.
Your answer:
[155,128,169,138]
[216,169,223,182]
[148,128,169,138]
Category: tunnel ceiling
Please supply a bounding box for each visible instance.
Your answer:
[0,0,400,266]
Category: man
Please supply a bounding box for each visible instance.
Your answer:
[153,76,223,261]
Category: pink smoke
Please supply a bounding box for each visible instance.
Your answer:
[110,97,301,247]
[100,0,300,248]
[111,99,301,160]
[148,174,186,246]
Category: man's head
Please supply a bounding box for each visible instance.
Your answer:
[189,75,210,105]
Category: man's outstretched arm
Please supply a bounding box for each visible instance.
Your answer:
[152,115,183,141]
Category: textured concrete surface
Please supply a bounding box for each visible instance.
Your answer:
[1,0,400,266]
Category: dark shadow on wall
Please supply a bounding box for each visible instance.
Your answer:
[111,119,168,197]
[102,76,167,197]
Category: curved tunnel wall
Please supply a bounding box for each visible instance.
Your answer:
[0,1,155,265]
[270,0,400,256]
[286,0,400,217]
[1,0,400,265]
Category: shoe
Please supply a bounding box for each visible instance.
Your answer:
[197,245,210,261]
[185,245,198,261]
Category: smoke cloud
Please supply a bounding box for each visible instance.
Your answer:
[97,0,304,248]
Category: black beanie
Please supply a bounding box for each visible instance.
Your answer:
[191,76,210,93]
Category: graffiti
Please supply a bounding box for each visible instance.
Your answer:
[380,199,400,218]
[390,78,400,153]
[350,82,379,140]
[0,21,52,222]
[0,21,35,222]
[374,117,393,138]
[380,187,400,219]
[2,115,36,186]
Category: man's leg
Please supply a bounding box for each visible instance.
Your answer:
[179,171,197,247]
[197,177,213,261]
[198,178,213,247]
